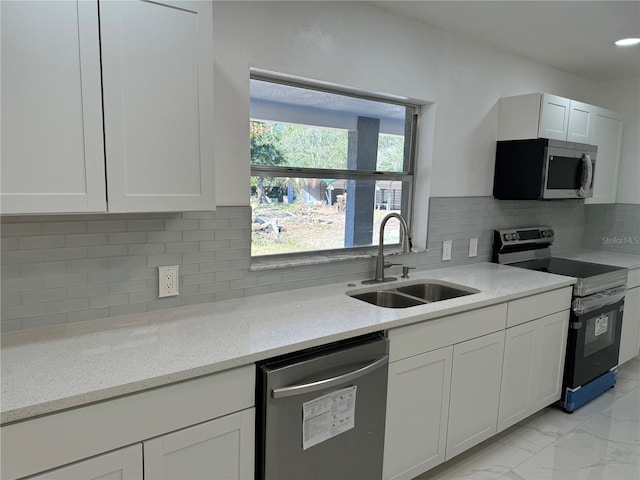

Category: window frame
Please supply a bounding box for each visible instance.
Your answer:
[249,72,419,261]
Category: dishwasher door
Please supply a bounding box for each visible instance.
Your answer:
[257,333,389,480]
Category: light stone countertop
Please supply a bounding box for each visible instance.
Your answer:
[0,262,576,425]
[554,248,640,270]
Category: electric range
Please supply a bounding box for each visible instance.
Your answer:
[493,226,628,412]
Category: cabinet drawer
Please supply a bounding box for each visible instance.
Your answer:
[627,268,640,289]
[389,304,507,362]
[507,287,572,328]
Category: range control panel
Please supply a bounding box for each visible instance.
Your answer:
[495,227,554,246]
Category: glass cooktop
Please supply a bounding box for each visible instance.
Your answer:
[509,257,627,297]
[510,257,625,279]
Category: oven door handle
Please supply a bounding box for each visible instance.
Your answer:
[572,286,626,315]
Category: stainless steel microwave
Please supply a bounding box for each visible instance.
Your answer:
[493,138,597,200]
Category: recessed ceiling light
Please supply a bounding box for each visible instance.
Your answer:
[615,38,640,46]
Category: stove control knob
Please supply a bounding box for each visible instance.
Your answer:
[547,229,554,237]
[541,230,548,237]
[503,233,510,241]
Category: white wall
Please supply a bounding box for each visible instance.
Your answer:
[595,77,640,204]
[212,1,603,206]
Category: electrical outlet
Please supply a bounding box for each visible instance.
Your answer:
[442,240,452,261]
[469,238,478,257]
[158,265,179,298]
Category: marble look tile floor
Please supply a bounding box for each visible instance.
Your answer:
[418,356,640,479]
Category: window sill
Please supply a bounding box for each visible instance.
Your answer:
[249,247,423,272]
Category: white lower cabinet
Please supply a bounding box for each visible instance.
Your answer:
[383,347,453,480]
[445,331,506,460]
[532,311,570,411]
[497,321,538,431]
[24,409,254,480]
[144,409,255,480]
[26,445,142,480]
[498,310,569,432]
[619,285,640,365]
[3,367,255,480]
[384,290,571,477]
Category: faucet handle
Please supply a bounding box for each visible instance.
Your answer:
[401,266,416,278]
[383,262,402,269]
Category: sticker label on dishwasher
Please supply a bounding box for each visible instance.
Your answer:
[302,385,356,450]
[595,313,609,336]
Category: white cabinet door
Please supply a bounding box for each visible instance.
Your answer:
[538,93,571,141]
[586,107,623,204]
[144,409,254,480]
[498,321,537,432]
[619,286,640,365]
[0,0,106,214]
[446,331,505,460]
[383,347,452,480]
[100,0,215,213]
[498,310,569,432]
[532,310,569,411]
[28,444,142,480]
[567,100,594,144]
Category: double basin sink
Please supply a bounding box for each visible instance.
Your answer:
[348,280,479,308]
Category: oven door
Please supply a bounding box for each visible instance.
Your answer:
[564,289,625,389]
[543,147,595,199]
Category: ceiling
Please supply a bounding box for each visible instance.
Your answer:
[371,1,640,82]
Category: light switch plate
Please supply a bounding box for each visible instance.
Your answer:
[158,265,179,297]
[442,240,452,261]
[469,238,478,257]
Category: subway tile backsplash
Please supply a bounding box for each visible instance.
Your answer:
[2,199,638,331]
[584,203,640,255]
[425,197,588,264]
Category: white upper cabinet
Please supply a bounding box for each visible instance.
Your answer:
[538,93,571,140]
[0,0,215,215]
[586,107,624,204]
[566,100,594,144]
[100,0,215,213]
[498,92,594,144]
[1,0,106,214]
[498,92,622,203]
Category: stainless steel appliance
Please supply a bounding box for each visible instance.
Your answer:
[256,333,389,480]
[493,139,596,200]
[493,227,627,412]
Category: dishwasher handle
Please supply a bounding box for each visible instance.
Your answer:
[271,355,388,399]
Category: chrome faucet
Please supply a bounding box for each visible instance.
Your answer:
[363,212,412,284]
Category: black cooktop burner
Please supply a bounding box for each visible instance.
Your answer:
[510,257,624,279]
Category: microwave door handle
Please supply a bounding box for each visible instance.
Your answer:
[579,153,593,197]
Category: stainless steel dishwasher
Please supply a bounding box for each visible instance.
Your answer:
[256,332,389,480]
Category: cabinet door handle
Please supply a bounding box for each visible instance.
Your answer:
[271,355,388,399]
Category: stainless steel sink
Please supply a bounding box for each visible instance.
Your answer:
[347,280,479,308]
[396,283,479,302]
[349,291,427,308]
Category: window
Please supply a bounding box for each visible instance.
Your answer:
[250,74,417,257]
